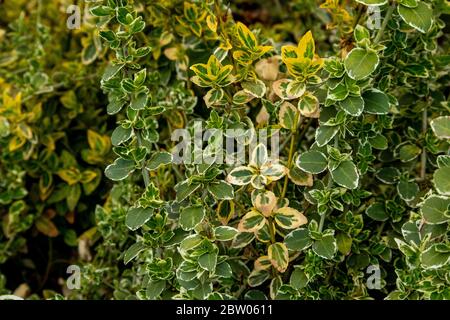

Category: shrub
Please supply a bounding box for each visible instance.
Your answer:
[0,0,449,300]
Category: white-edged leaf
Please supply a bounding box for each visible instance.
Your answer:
[430,116,450,140]
[330,160,359,189]
[398,2,433,33]
[126,207,153,231]
[296,150,328,174]
[179,205,205,231]
[344,48,379,80]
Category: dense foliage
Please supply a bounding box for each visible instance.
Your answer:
[0,0,449,300]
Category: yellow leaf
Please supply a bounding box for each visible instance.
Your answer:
[58,167,81,185]
[256,45,273,56]
[254,256,272,270]
[207,54,221,77]
[164,47,179,60]
[87,130,111,155]
[80,170,98,184]
[206,15,217,33]
[281,31,322,78]
[17,123,33,139]
[253,190,277,217]
[35,216,59,237]
[274,207,308,229]
[281,45,300,61]
[235,22,257,49]
[79,226,98,241]
[9,135,26,152]
[268,242,289,273]
[159,31,174,46]
[167,110,185,129]
[297,31,315,60]
[238,210,266,233]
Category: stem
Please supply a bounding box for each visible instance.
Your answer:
[136,130,150,188]
[376,222,386,238]
[420,106,427,180]
[352,4,365,30]
[268,218,276,244]
[319,137,338,233]
[374,2,395,44]
[281,113,302,198]
[36,0,42,28]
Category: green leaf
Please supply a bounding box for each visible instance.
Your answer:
[147,152,173,171]
[397,180,419,201]
[175,181,201,202]
[362,89,390,114]
[207,181,235,200]
[231,232,255,248]
[90,5,114,17]
[315,125,339,147]
[336,233,352,255]
[111,126,133,146]
[402,221,421,245]
[251,143,268,167]
[344,48,379,80]
[273,207,307,229]
[312,234,337,259]
[248,269,270,287]
[339,96,364,116]
[130,92,148,110]
[82,43,99,65]
[376,167,400,184]
[102,63,125,81]
[146,280,166,300]
[238,210,266,232]
[368,134,388,150]
[205,88,225,106]
[298,92,319,117]
[107,99,126,115]
[437,155,450,168]
[242,79,266,98]
[268,242,289,272]
[354,25,370,44]
[433,167,450,195]
[430,116,450,140]
[296,150,328,174]
[421,195,450,225]
[366,202,389,221]
[126,207,153,231]
[290,268,308,290]
[244,290,267,300]
[198,250,218,272]
[284,228,313,251]
[355,0,387,5]
[226,166,254,186]
[179,205,205,231]
[286,80,306,98]
[67,184,81,211]
[0,116,10,138]
[331,160,359,189]
[398,2,433,34]
[398,144,421,162]
[124,242,146,264]
[105,158,135,181]
[399,0,418,8]
[420,244,450,269]
[215,262,233,278]
[232,90,254,105]
[180,234,204,252]
[214,226,239,241]
[279,102,298,130]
